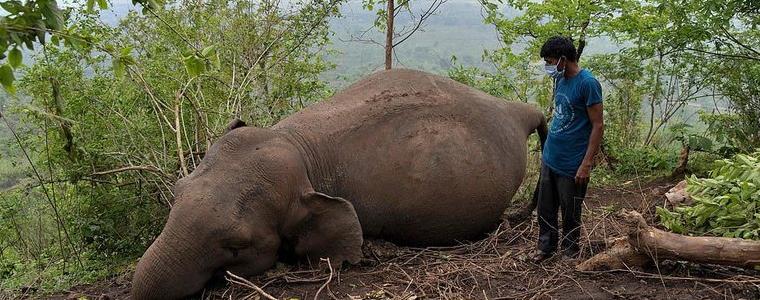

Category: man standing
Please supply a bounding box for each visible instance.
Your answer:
[533,36,604,262]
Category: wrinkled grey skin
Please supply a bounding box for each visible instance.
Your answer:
[131,69,547,300]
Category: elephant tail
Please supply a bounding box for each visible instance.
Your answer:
[536,114,548,150]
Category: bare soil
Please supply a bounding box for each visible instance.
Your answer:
[44,178,760,299]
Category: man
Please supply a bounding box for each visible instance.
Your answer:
[533,36,604,262]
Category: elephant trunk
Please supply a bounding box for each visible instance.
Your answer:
[132,223,214,300]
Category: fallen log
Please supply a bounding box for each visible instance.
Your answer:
[576,237,651,271]
[578,210,760,271]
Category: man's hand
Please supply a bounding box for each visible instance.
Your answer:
[575,163,591,185]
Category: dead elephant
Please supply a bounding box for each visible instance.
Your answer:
[131,69,547,299]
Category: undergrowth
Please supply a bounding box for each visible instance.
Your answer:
[658,151,760,239]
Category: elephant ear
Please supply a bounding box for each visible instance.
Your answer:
[292,191,363,265]
[224,118,247,134]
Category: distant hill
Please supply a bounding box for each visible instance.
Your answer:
[97,0,506,86]
[323,0,504,85]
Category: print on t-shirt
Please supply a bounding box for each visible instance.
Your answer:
[551,93,576,134]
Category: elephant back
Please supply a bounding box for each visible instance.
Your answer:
[273,69,536,139]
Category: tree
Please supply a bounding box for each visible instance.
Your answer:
[0,0,162,93]
[453,0,759,156]
[353,0,447,69]
[1,0,342,291]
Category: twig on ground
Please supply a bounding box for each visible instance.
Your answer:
[226,271,278,300]
[314,258,334,300]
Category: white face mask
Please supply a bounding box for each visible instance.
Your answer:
[544,57,565,79]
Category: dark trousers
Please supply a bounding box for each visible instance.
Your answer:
[536,163,588,254]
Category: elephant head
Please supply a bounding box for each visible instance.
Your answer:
[131,120,363,300]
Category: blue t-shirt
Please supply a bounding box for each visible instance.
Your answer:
[542,69,603,178]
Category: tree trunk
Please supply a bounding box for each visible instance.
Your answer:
[671,145,690,178]
[599,142,618,170]
[578,210,760,271]
[49,78,74,156]
[576,237,651,271]
[575,19,590,60]
[385,0,394,70]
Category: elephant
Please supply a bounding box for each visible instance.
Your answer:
[131,69,547,299]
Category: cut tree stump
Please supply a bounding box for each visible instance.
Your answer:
[576,237,651,271]
[578,210,760,271]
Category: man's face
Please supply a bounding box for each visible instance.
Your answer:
[544,57,564,68]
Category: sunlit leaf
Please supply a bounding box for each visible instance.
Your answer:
[8,48,22,68]
[0,64,15,93]
[183,55,204,77]
[201,45,216,57]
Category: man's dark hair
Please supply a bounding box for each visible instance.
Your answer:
[540,36,577,62]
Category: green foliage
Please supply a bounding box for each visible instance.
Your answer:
[658,151,760,239]
[0,183,160,292]
[584,53,643,151]
[0,0,165,93]
[0,0,757,295]
[1,0,340,294]
[702,60,760,152]
[448,62,528,101]
[668,123,713,152]
[700,113,755,157]
[452,0,759,155]
[0,64,14,93]
[611,147,678,175]
[7,47,21,68]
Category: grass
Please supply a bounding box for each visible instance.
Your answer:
[1,249,135,297]
[0,157,27,191]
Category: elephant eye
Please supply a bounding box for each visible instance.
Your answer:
[223,240,251,258]
[223,246,244,258]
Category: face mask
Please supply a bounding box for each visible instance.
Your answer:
[544,57,565,79]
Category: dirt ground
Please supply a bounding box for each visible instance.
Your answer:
[44,178,760,299]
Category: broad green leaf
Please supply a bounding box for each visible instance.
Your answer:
[201,45,216,57]
[87,0,96,11]
[183,56,205,77]
[8,48,22,68]
[98,0,108,9]
[41,0,64,30]
[0,64,15,93]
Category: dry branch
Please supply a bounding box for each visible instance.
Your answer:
[314,258,334,300]
[226,271,278,300]
[579,210,760,271]
[90,165,171,178]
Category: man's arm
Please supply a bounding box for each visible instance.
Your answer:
[575,103,604,185]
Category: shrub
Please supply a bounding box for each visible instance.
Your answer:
[658,151,760,239]
[611,147,678,175]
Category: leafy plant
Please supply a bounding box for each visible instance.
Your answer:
[610,146,677,175]
[668,122,713,153]
[700,112,757,157]
[0,0,164,92]
[657,151,760,239]
[1,0,341,294]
